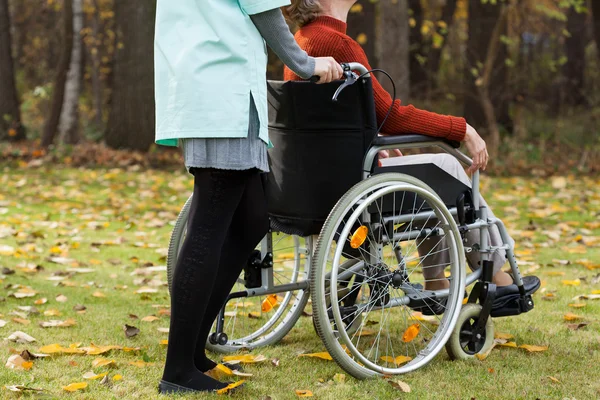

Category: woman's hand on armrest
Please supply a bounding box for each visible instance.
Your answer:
[464,123,489,173]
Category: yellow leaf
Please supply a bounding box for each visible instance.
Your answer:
[295,389,314,397]
[298,352,333,361]
[128,360,154,368]
[563,313,583,321]
[494,332,514,340]
[548,376,561,383]
[222,354,267,364]
[112,374,123,381]
[83,371,108,380]
[44,309,61,316]
[545,271,565,276]
[62,382,87,392]
[261,294,279,312]
[568,303,586,308]
[562,279,580,286]
[216,380,246,395]
[356,329,377,337]
[81,344,122,355]
[141,315,159,322]
[34,298,48,305]
[402,323,420,343]
[248,311,261,319]
[518,344,548,352]
[92,358,116,368]
[380,355,412,365]
[160,340,168,345]
[92,291,106,298]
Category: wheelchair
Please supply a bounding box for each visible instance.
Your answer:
[166,63,535,379]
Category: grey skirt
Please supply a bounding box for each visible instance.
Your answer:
[181,94,269,173]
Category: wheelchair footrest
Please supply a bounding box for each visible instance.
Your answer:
[490,294,535,318]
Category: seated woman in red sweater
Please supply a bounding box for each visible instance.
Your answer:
[284,0,540,307]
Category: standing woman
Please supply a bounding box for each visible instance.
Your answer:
[154,0,342,395]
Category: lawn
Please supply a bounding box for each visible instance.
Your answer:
[0,165,599,399]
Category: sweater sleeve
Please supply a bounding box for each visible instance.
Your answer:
[338,37,466,141]
[250,9,315,79]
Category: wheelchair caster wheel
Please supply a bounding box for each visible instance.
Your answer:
[446,303,494,360]
[209,332,228,346]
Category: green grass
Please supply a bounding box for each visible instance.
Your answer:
[0,165,599,399]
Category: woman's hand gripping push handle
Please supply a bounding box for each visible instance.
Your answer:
[310,57,344,84]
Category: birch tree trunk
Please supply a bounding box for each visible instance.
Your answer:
[58,0,83,145]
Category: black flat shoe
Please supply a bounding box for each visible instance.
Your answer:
[491,275,540,317]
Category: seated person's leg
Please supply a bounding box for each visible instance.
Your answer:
[418,236,450,291]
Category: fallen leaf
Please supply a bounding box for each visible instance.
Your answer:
[222,354,267,364]
[298,352,333,361]
[62,382,87,392]
[496,341,518,348]
[39,319,76,328]
[271,358,280,367]
[494,332,514,340]
[112,374,123,381]
[160,340,168,345]
[73,304,87,311]
[388,379,411,393]
[56,294,68,303]
[294,389,313,397]
[6,331,37,343]
[80,344,122,355]
[402,323,420,342]
[124,324,140,338]
[157,327,169,333]
[562,279,581,286]
[216,380,246,395]
[0,320,6,328]
[248,311,261,319]
[44,309,61,316]
[333,373,346,383]
[568,303,586,308]
[92,358,116,368]
[567,323,588,331]
[83,371,108,380]
[548,376,561,383]
[5,354,33,370]
[39,343,85,354]
[141,315,159,322]
[128,360,154,367]
[563,313,583,321]
[92,291,106,298]
[356,328,377,337]
[261,294,279,312]
[12,317,30,325]
[518,344,548,352]
[4,384,43,392]
[380,355,412,365]
[34,298,48,305]
[20,350,49,360]
[134,287,157,294]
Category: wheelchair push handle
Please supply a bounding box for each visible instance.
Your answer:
[308,62,370,84]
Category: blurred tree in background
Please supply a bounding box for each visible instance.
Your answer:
[0,0,599,167]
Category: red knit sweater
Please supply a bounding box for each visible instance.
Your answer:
[284,16,467,141]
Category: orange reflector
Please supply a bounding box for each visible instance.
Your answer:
[350,226,369,249]
[261,294,278,312]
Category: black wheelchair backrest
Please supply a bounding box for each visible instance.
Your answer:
[266,78,377,236]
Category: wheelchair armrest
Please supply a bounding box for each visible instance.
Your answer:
[371,134,461,149]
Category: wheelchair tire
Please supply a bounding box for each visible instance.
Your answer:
[167,194,310,353]
[445,303,495,361]
[311,173,466,379]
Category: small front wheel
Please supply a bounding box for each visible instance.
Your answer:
[446,303,494,360]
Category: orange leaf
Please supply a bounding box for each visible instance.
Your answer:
[402,323,420,343]
[563,313,583,321]
[518,344,548,352]
[380,355,412,365]
[261,294,278,312]
[216,380,246,395]
[568,303,586,308]
[295,389,314,397]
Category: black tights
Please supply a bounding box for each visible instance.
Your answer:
[162,168,269,391]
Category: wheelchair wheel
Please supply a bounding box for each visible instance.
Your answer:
[311,173,466,379]
[445,303,494,360]
[167,195,310,352]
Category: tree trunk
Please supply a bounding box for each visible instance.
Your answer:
[408,0,428,92]
[105,0,156,151]
[428,0,458,79]
[464,0,512,134]
[0,0,24,141]
[593,0,600,62]
[347,0,377,64]
[563,7,587,106]
[41,0,74,148]
[376,0,410,101]
[58,0,83,145]
[90,0,103,130]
